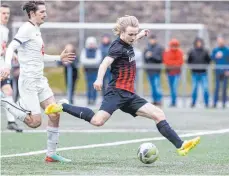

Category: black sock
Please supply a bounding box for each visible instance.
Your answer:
[62,103,95,122]
[156,120,183,148]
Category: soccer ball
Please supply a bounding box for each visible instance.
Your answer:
[137,143,159,164]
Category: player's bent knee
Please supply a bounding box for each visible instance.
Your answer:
[48,113,60,121]
[25,115,42,128]
[29,119,42,128]
[154,108,166,121]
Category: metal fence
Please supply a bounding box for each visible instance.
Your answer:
[10,63,229,107]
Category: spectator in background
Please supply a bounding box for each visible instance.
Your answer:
[163,38,184,107]
[187,37,211,108]
[60,44,78,104]
[80,36,102,105]
[211,36,229,108]
[144,34,164,106]
[133,46,143,91]
[100,34,111,96]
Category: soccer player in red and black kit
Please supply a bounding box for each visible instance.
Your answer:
[45,16,200,156]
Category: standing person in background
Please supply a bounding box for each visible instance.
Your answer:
[80,36,102,105]
[133,46,143,91]
[163,38,184,107]
[100,35,111,96]
[0,4,23,132]
[60,44,78,104]
[211,36,229,108]
[188,37,211,108]
[144,34,164,106]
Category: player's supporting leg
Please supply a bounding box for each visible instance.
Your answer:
[41,97,71,162]
[136,103,200,156]
[1,83,23,132]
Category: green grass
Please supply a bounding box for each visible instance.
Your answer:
[1,132,229,175]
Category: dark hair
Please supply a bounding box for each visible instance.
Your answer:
[149,34,156,39]
[1,4,10,8]
[22,1,45,18]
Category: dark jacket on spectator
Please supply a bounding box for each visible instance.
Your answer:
[100,43,111,60]
[144,43,164,74]
[187,38,211,73]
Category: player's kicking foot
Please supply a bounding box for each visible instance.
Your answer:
[177,136,200,156]
[45,99,69,115]
[45,154,71,163]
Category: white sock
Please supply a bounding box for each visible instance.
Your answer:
[46,126,59,157]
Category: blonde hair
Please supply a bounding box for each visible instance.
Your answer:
[113,15,139,36]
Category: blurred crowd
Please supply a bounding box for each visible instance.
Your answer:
[8,34,229,109]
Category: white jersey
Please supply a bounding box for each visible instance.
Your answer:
[14,21,45,78]
[0,24,9,67]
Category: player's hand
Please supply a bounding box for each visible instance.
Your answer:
[60,49,76,64]
[139,29,150,39]
[93,79,103,91]
[0,67,10,80]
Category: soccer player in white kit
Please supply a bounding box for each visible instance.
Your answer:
[0,4,23,132]
[1,1,75,162]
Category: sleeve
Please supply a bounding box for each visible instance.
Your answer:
[178,50,184,65]
[43,54,61,62]
[205,50,211,64]
[14,25,32,44]
[211,49,216,61]
[108,43,122,60]
[187,50,193,64]
[4,40,21,68]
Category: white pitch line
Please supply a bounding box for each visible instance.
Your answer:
[0,129,205,133]
[1,128,229,158]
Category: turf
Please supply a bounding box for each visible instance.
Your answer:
[1,133,229,175]
[1,108,229,175]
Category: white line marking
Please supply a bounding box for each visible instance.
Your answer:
[0,129,205,133]
[1,129,229,158]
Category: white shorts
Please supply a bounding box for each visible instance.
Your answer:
[18,76,54,115]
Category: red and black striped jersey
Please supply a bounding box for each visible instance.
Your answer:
[108,37,136,93]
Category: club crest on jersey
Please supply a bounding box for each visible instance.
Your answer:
[126,50,135,62]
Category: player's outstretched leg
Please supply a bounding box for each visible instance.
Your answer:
[45,99,110,127]
[45,100,95,123]
[136,103,200,156]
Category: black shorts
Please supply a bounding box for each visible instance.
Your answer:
[99,87,148,117]
[1,78,11,88]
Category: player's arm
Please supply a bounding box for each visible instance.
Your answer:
[93,56,114,91]
[0,40,20,80]
[44,49,75,64]
[135,29,150,42]
[5,40,21,68]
